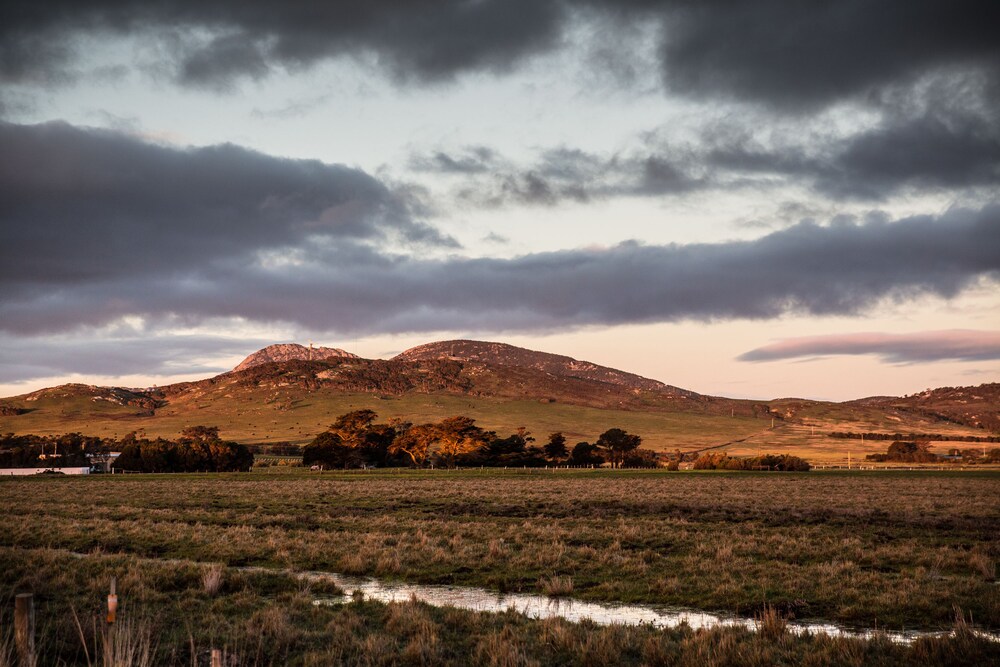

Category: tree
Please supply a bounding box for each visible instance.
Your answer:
[320,410,401,467]
[328,410,379,448]
[543,432,568,461]
[596,428,641,468]
[303,432,360,469]
[179,425,221,444]
[568,441,604,466]
[389,423,437,467]
[435,416,488,468]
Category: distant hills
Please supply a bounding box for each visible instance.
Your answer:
[0,340,996,461]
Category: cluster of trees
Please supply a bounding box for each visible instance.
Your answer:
[301,410,656,469]
[831,431,1000,443]
[865,441,1000,464]
[864,440,940,463]
[0,432,105,468]
[114,426,254,473]
[949,448,1000,463]
[0,427,254,472]
[692,452,811,471]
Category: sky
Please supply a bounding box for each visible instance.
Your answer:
[1,0,998,401]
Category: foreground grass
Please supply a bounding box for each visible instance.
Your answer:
[1,469,997,633]
[1,548,997,666]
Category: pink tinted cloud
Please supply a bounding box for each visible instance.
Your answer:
[738,330,1000,364]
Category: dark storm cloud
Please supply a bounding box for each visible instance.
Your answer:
[738,331,1000,364]
[2,128,998,340]
[0,0,567,89]
[3,1,996,109]
[657,0,1000,110]
[818,111,1000,199]
[0,121,454,292]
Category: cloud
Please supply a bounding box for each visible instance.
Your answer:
[657,0,1000,110]
[0,0,567,90]
[414,83,998,209]
[0,333,267,383]
[3,1,997,113]
[408,146,501,175]
[0,120,454,300]
[415,145,703,209]
[737,330,1000,364]
[1,121,997,339]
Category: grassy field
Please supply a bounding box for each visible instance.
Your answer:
[4,547,996,666]
[2,470,997,621]
[2,469,998,664]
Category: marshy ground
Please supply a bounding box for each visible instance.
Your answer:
[1,469,998,664]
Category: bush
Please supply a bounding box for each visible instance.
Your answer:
[693,452,810,471]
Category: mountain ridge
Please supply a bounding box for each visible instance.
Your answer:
[234,343,358,371]
[392,339,688,394]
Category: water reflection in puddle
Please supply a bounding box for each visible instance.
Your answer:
[302,571,996,645]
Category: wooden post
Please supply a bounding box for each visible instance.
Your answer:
[14,593,35,667]
[107,577,118,625]
[106,576,118,664]
[211,648,223,667]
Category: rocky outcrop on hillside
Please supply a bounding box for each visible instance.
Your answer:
[394,339,694,395]
[234,343,358,372]
[860,383,1000,432]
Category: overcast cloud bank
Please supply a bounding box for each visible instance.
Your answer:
[2,122,997,337]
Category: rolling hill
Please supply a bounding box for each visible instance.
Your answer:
[0,340,996,462]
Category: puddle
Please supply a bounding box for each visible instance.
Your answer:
[301,571,999,646]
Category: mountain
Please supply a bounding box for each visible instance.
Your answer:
[234,343,358,371]
[0,341,995,461]
[393,340,689,394]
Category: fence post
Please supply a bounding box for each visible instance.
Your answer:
[14,593,35,667]
[106,576,118,663]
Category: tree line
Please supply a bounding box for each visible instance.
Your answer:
[0,427,254,473]
[301,410,654,469]
[830,431,1000,443]
[865,441,1000,464]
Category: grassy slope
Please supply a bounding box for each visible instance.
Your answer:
[0,385,766,451]
[720,400,990,463]
[1,385,991,464]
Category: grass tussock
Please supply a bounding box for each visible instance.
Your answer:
[539,575,574,598]
[969,550,996,582]
[754,604,788,641]
[201,563,225,596]
[100,617,155,667]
